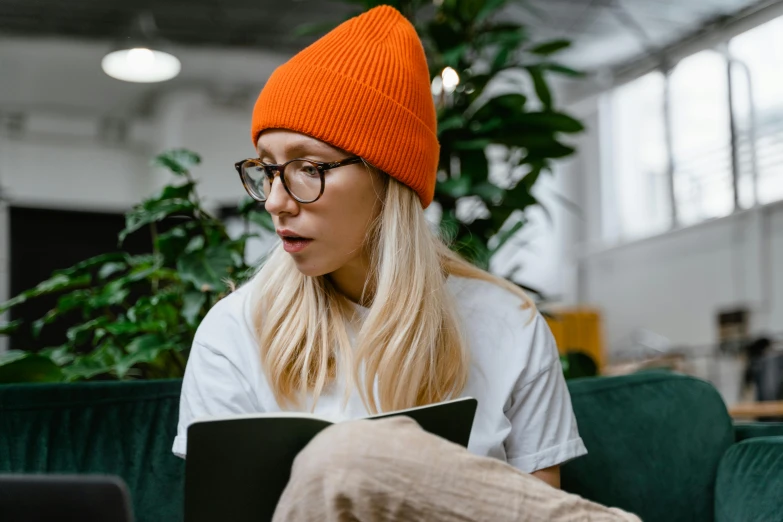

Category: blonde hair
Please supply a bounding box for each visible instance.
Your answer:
[251,173,533,414]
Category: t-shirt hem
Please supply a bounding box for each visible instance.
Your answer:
[507,437,588,473]
[172,435,187,459]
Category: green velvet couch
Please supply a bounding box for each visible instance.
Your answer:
[1,372,781,521]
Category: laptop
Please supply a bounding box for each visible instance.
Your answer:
[0,474,134,522]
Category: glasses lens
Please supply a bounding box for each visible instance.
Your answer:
[285,160,322,202]
[241,161,270,201]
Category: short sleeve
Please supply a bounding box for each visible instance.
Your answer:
[503,318,587,473]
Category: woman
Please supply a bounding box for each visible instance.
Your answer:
[173,6,638,521]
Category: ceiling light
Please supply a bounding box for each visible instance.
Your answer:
[102,48,181,83]
[101,12,181,84]
[441,67,460,93]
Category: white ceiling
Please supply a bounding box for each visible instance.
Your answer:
[0,0,777,118]
[515,0,770,71]
[0,36,288,117]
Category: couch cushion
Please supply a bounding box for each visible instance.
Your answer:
[735,422,783,442]
[563,372,734,522]
[0,379,184,522]
[715,436,783,522]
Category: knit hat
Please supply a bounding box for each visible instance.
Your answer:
[251,5,439,208]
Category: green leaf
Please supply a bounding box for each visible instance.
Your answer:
[247,210,275,232]
[438,113,466,133]
[177,244,234,293]
[0,349,27,366]
[521,165,543,190]
[119,198,196,243]
[457,0,485,22]
[437,176,472,198]
[40,345,74,366]
[453,234,491,269]
[472,181,505,204]
[66,317,109,345]
[185,236,205,254]
[490,218,525,254]
[126,253,161,267]
[182,291,207,327]
[441,44,468,67]
[480,24,526,47]
[159,182,196,201]
[0,273,91,314]
[542,63,584,77]
[502,111,584,133]
[115,334,169,379]
[0,351,64,383]
[103,320,166,336]
[55,290,91,314]
[54,253,126,278]
[0,319,22,335]
[62,343,123,381]
[88,287,130,309]
[459,150,489,182]
[475,0,509,22]
[155,225,193,263]
[428,19,463,54]
[471,94,527,123]
[452,139,492,150]
[438,209,458,241]
[32,310,59,338]
[524,140,575,160]
[492,45,511,72]
[152,149,201,176]
[155,303,180,328]
[238,197,260,215]
[529,39,571,56]
[98,262,126,280]
[527,65,552,110]
[504,180,539,210]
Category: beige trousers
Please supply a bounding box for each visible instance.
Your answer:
[273,417,641,522]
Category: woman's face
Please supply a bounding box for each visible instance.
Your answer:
[257,129,385,279]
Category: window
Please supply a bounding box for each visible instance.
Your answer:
[669,50,734,226]
[604,15,783,242]
[729,17,783,206]
[608,71,671,241]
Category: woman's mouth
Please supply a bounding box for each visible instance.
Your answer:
[277,230,313,253]
[281,237,313,253]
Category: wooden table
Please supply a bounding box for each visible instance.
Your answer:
[729,400,783,419]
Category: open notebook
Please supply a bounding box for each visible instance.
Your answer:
[184,397,478,522]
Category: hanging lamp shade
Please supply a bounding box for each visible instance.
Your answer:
[101,12,181,83]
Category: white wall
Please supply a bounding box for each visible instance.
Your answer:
[558,92,783,399]
[0,36,288,352]
[581,205,783,349]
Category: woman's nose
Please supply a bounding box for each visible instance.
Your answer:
[263,174,299,216]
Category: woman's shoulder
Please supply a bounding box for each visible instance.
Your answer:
[193,281,257,352]
[447,275,533,320]
[447,275,556,372]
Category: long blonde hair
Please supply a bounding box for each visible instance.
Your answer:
[251,173,533,414]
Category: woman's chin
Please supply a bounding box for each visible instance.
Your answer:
[289,257,330,278]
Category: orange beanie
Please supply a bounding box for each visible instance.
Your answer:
[251,5,439,208]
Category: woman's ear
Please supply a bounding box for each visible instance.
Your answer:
[364,162,389,203]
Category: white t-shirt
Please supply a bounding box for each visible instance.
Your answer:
[173,275,587,473]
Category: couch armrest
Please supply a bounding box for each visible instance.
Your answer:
[734,422,783,443]
[715,436,783,522]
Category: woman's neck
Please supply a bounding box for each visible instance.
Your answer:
[328,256,375,307]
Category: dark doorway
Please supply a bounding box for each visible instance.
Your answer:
[7,206,153,351]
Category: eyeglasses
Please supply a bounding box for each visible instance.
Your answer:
[235,156,363,204]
